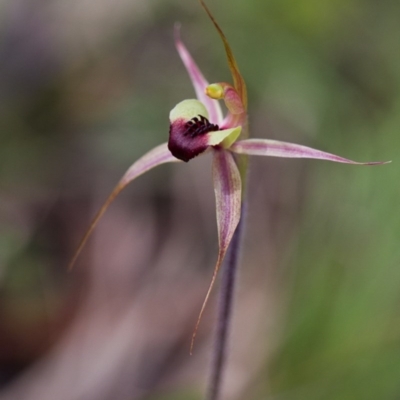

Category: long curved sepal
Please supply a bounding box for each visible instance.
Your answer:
[230,139,391,165]
[68,143,180,270]
[199,0,247,110]
[190,149,242,354]
[174,24,223,125]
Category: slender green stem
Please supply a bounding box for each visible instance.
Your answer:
[206,202,246,400]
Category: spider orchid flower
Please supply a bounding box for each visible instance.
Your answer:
[69,0,388,352]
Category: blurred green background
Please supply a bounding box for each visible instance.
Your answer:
[0,0,398,399]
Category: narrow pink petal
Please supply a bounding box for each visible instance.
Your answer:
[191,149,241,353]
[230,139,390,165]
[174,24,223,125]
[69,143,180,270]
[119,143,180,185]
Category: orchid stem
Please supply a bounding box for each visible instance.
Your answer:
[206,202,246,400]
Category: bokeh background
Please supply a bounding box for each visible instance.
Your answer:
[0,0,398,399]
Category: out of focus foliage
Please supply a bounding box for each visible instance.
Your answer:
[0,0,398,399]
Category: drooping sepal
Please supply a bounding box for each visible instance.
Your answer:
[191,148,242,353]
[68,143,180,270]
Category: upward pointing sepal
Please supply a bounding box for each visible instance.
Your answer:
[199,0,247,110]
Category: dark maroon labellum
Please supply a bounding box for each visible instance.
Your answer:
[168,115,219,162]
